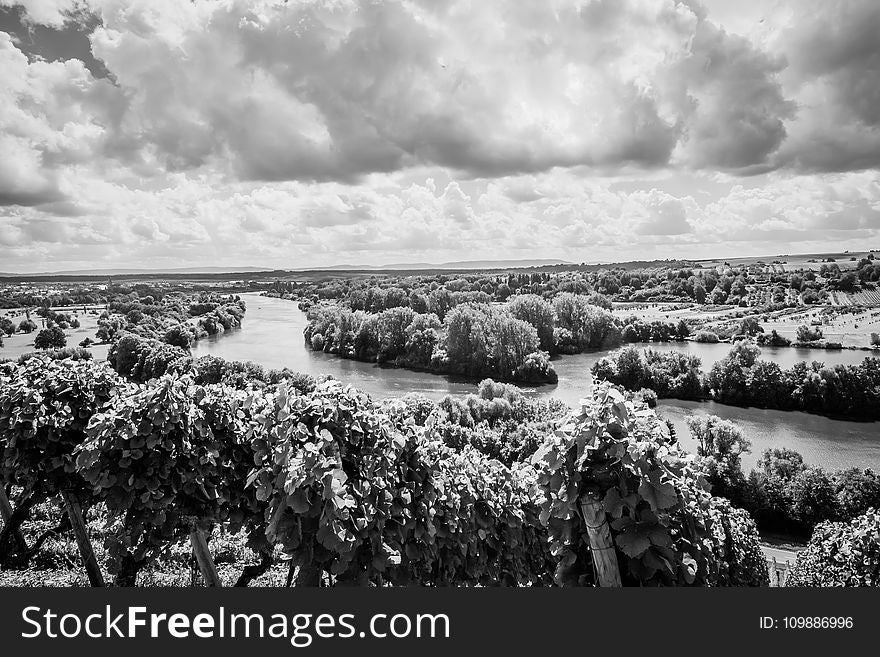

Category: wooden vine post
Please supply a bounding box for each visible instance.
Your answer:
[189,523,222,587]
[579,493,622,587]
[61,490,105,587]
[0,486,30,556]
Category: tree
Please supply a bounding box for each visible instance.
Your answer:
[164,324,193,349]
[376,307,416,362]
[552,293,619,350]
[675,319,691,339]
[0,317,14,336]
[833,468,880,520]
[706,342,761,403]
[787,467,840,527]
[737,317,763,336]
[18,319,37,334]
[796,324,823,342]
[507,294,555,351]
[409,292,429,314]
[621,324,639,343]
[444,304,490,367]
[686,415,751,505]
[34,326,67,350]
[404,313,441,365]
[486,314,540,378]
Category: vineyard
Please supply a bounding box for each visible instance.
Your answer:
[0,356,769,587]
[832,288,880,307]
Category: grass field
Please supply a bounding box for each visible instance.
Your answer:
[612,301,880,348]
[0,306,111,362]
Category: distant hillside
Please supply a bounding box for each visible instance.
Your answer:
[311,258,574,271]
[3,266,272,276]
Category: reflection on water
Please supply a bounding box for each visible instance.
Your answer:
[191,293,880,471]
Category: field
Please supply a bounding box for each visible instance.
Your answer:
[694,250,874,272]
[612,301,880,348]
[0,306,111,362]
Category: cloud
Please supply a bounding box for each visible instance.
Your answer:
[629,190,696,235]
[770,0,880,172]
[0,31,119,206]
[1,0,797,186]
[3,0,880,270]
[0,0,82,28]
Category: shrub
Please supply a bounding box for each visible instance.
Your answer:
[108,333,188,383]
[787,510,880,587]
[694,330,719,343]
[16,346,93,363]
[0,358,127,563]
[756,330,791,347]
[77,376,267,585]
[531,383,765,586]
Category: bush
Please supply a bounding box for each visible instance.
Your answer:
[78,376,266,584]
[708,500,770,587]
[0,358,126,563]
[515,350,557,383]
[310,333,325,351]
[251,380,554,586]
[531,383,765,586]
[694,330,719,343]
[16,346,93,363]
[756,330,791,347]
[787,510,880,587]
[108,333,188,382]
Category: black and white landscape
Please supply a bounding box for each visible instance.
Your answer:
[1,1,879,588]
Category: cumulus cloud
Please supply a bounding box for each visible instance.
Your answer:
[2,0,880,270]
[0,0,83,28]
[0,30,119,206]
[770,0,880,172]
[2,0,801,186]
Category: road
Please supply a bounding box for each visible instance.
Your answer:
[762,545,800,564]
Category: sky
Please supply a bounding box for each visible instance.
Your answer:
[1,0,879,272]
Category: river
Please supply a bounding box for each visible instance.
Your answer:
[191,293,880,472]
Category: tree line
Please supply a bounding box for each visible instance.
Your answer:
[270,254,878,310]
[593,342,880,420]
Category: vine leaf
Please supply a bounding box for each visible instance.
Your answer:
[638,469,678,511]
